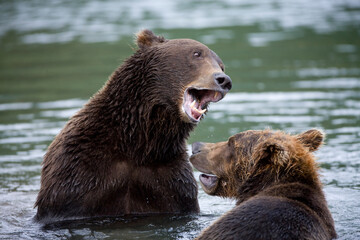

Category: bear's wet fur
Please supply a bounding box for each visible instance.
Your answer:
[191,129,336,240]
[35,30,232,222]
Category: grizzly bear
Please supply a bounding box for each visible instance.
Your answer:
[190,129,336,240]
[34,30,232,222]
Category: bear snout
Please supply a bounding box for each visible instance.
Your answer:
[214,72,232,91]
[192,142,205,154]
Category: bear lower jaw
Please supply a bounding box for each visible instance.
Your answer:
[199,173,218,194]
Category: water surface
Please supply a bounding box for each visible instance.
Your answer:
[1,0,359,239]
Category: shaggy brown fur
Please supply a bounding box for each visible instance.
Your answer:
[34,30,232,222]
[190,129,336,240]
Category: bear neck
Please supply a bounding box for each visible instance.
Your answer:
[91,52,195,166]
[235,158,323,204]
[236,179,336,238]
[234,161,337,234]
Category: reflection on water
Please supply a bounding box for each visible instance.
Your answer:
[1,0,360,44]
[1,0,360,239]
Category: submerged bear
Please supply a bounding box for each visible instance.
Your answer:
[34,30,232,222]
[191,129,336,240]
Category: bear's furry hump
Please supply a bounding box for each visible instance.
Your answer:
[34,30,200,222]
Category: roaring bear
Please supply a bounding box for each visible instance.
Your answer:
[34,30,232,222]
[190,129,336,240]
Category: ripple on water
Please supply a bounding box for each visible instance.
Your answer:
[0,79,359,239]
[324,186,360,240]
[1,0,360,44]
[293,77,360,89]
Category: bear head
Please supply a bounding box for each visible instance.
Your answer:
[134,30,232,124]
[190,129,324,198]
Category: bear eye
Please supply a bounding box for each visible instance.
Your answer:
[193,51,202,58]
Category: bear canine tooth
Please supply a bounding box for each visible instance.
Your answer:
[191,100,206,114]
[214,91,219,99]
[198,108,206,114]
[190,100,196,109]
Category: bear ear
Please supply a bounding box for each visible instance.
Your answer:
[252,139,288,167]
[296,129,325,152]
[136,29,166,50]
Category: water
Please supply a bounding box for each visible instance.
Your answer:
[1,0,359,239]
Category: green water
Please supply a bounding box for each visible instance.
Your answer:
[1,1,360,239]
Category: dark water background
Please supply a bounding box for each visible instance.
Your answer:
[0,0,359,239]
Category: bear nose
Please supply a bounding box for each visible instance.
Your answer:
[192,142,205,154]
[214,73,232,91]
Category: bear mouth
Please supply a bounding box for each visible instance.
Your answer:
[182,88,224,123]
[199,173,219,194]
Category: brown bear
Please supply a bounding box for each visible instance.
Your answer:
[190,129,336,240]
[34,30,232,222]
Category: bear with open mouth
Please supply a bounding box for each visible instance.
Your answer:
[34,30,231,222]
[191,129,336,240]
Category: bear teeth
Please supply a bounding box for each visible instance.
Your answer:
[190,100,206,114]
[198,108,206,114]
[190,100,196,108]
